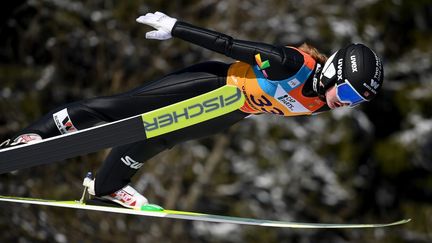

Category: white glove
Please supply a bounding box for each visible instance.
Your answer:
[136,11,177,40]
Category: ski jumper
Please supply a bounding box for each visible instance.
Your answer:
[17,21,329,196]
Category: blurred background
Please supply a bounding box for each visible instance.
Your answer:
[0,0,431,242]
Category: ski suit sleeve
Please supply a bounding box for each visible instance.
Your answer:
[171,21,306,80]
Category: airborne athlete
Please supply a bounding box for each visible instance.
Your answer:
[0,12,384,209]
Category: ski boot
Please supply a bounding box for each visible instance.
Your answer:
[0,133,42,149]
[82,172,149,210]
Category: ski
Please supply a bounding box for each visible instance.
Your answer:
[0,85,244,174]
[0,195,410,228]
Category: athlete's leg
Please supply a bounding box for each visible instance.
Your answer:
[88,61,239,196]
[12,61,230,139]
[94,110,248,196]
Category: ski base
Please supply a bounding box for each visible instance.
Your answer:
[0,195,411,229]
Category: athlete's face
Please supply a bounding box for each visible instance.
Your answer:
[325,85,349,109]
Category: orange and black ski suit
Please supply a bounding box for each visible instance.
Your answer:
[18,21,329,195]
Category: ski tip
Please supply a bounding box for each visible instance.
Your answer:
[140,204,164,212]
[400,218,412,224]
[381,218,411,227]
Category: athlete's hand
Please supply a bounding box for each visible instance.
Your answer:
[136,12,177,40]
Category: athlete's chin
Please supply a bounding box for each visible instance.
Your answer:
[327,101,342,110]
[328,103,337,109]
[326,100,336,109]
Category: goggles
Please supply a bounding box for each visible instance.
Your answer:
[335,80,367,107]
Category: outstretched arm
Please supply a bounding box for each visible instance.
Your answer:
[137,12,306,80]
[172,21,284,65]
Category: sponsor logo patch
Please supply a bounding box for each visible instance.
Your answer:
[53,108,77,134]
[362,78,380,95]
[350,55,358,72]
[370,79,380,89]
[121,156,143,170]
[337,58,344,81]
[288,79,301,88]
[255,53,270,78]
[274,85,309,113]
